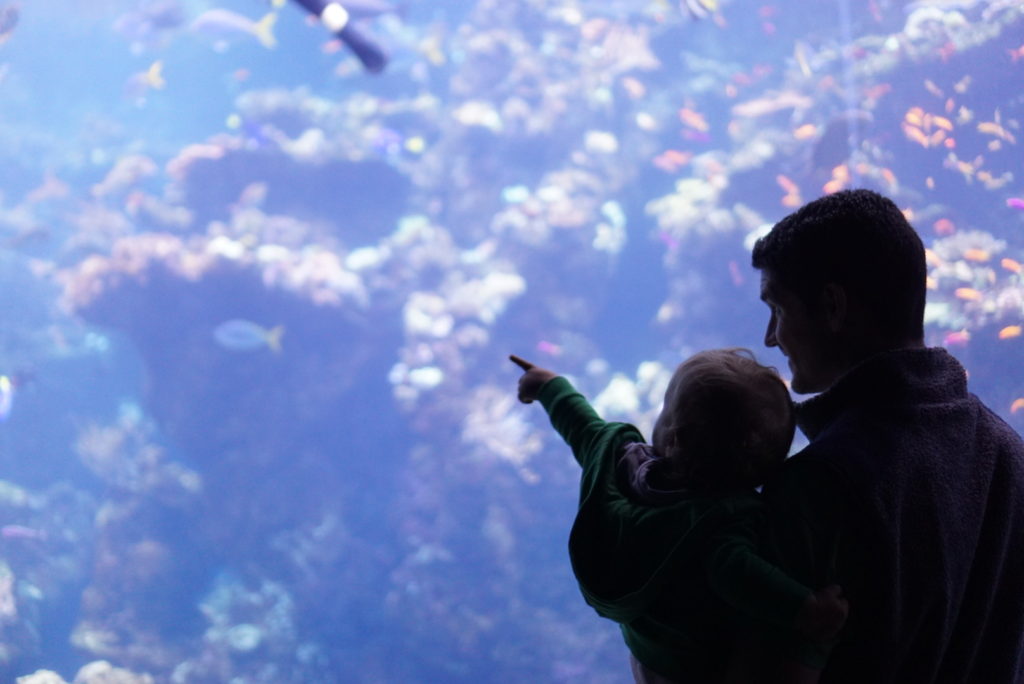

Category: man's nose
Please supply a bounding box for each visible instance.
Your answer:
[764,320,777,348]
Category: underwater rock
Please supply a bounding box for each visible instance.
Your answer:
[56,231,406,675]
[176,148,410,242]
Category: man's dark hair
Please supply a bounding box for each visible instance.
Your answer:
[751,188,927,342]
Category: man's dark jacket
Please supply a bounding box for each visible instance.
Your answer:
[763,347,1024,682]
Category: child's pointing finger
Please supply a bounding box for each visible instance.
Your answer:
[509,354,535,371]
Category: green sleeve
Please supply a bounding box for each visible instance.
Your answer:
[702,509,811,629]
[537,376,610,468]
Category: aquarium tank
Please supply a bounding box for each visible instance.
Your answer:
[0,0,1022,681]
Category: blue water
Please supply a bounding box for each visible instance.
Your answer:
[0,0,1022,681]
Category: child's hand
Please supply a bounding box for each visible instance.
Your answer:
[795,584,849,643]
[510,354,558,404]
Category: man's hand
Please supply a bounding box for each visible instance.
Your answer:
[510,354,558,404]
[795,584,849,643]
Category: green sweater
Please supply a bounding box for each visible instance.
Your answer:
[539,376,810,682]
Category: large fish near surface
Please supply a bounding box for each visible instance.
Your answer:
[289,0,390,73]
[683,0,718,20]
[190,8,277,50]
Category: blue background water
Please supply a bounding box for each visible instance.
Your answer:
[0,1,1022,682]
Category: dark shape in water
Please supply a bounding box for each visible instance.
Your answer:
[113,0,185,53]
[180,149,410,241]
[290,0,390,73]
[0,2,18,44]
[811,110,873,174]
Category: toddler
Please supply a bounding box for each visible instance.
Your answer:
[511,349,847,684]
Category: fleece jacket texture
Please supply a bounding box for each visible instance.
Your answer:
[762,347,1024,683]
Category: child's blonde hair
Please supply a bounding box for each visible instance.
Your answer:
[657,348,795,492]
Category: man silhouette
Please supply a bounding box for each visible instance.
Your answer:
[750,189,1024,682]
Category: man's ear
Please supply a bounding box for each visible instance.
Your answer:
[820,282,848,333]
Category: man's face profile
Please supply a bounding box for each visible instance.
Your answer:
[759,270,839,395]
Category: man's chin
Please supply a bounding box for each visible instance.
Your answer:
[789,373,812,395]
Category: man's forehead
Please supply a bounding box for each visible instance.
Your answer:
[759,271,776,300]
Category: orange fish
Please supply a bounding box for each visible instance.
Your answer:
[944,329,970,346]
[678,107,709,132]
[998,325,1022,340]
[793,123,817,140]
[1012,398,1024,414]
[955,287,983,301]
[776,174,799,194]
[1001,257,1022,274]
[621,76,646,99]
[933,218,956,236]
[863,83,892,102]
[903,124,930,148]
[652,149,692,173]
[1009,45,1024,62]
[776,174,801,207]
[978,121,1017,143]
[932,115,953,131]
[962,248,991,262]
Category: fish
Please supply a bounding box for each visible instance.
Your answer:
[732,90,814,118]
[289,0,391,72]
[123,60,166,100]
[1,524,46,541]
[998,326,1022,340]
[1012,398,1024,414]
[1007,198,1024,210]
[190,9,277,50]
[0,3,18,45]
[962,248,990,262]
[954,288,983,302]
[213,320,284,352]
[683,0,718,20]
[652,149,691,173]
[0,375,12,421]
[978,121,1017,144]
[678,107,709,132]
[943,330,970,347]
[1001,258,1023,274]
[793,123,818,140]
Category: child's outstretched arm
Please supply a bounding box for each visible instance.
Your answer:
[510,354,558,403]
[510,354,617,467]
